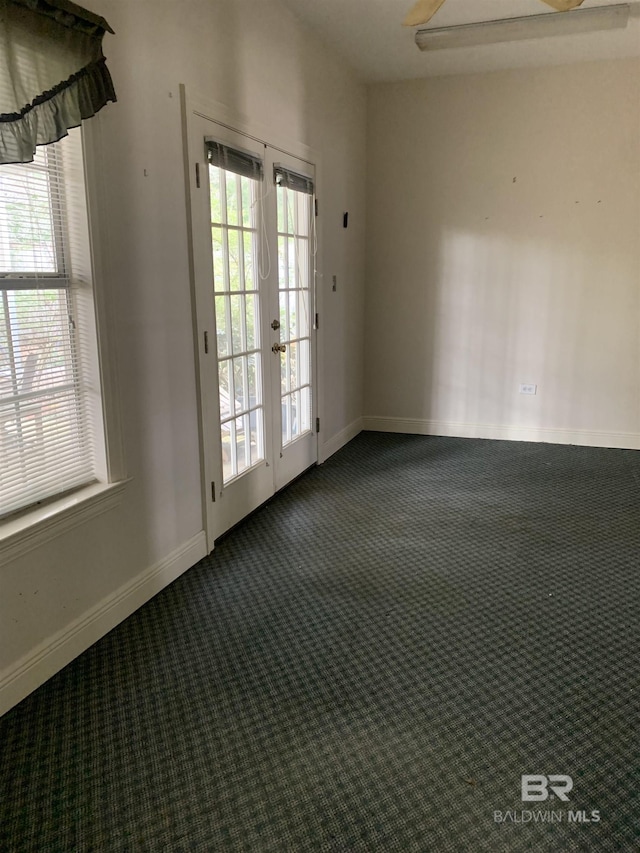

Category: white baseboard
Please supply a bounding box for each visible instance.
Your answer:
[319,417,363,464]
[362,416,640,451]
[0,531,208,717]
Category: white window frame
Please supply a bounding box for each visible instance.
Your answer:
[0,118,127,562]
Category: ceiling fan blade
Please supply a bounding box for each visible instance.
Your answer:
[403,0,448,28]
[539,0,586,10]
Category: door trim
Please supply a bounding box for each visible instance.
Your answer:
[180,85,324,552]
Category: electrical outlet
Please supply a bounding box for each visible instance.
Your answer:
[519,383,537,395]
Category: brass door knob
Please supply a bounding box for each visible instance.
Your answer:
[272,343,286,353]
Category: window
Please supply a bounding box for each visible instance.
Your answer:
[0,129,104,519]
[275,177,313,447]
[208,145,265,485]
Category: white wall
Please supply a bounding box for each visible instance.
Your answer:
[0,0,366,714]
[364,59,640,448]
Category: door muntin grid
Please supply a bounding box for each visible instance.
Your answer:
[276,184,312,447]
[209,164,264,484]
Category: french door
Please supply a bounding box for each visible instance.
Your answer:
[188,115,317,542]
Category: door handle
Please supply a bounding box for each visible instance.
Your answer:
[272,343,286,353]
[271,319,280,330]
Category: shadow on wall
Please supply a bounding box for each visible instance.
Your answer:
[364,62,640,441]
[423,201,637,435]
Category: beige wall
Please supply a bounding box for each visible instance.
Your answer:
[0,0,366,713]
[365,59,640,447]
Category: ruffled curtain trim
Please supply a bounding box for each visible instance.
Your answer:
[0,56,116,164]
[10,0,114,36]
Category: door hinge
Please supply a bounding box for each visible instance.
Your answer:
[195,162,201,188]
[314,198,318,217]
[204,330,209,353]
[211,481,216,502]
[316,417,320,433]
[315,312,319,329]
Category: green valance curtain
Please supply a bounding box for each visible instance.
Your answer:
[0,0,116,164]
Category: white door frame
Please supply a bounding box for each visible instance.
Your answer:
[180,84,324,552]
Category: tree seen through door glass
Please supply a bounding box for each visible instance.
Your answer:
[276,182,312,446]
[209,162,264,484]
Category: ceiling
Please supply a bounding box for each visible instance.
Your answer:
[278,0,640,81]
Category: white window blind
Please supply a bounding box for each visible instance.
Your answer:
[0,129,97,518]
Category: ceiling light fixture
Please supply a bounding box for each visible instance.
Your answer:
[415,3,630,51]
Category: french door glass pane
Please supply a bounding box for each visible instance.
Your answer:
[209,162,264,484]
[276,183,312,448]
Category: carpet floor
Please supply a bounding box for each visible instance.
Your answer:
[1,432,639,851]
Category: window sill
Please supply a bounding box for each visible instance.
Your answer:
[0,480,130,564]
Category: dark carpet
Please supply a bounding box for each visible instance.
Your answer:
[1,432,639,852]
